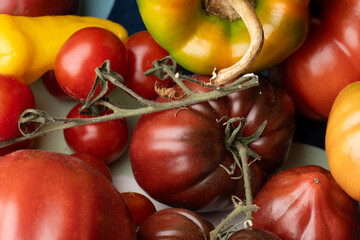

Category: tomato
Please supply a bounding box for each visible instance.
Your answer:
[124,31,175,100]
[130,75,295,211]
[54,27,128,101]
[325,81,360,201]
[120,192,157,228]
[41,70,73,101]
[64,103,129,164]
[252,165,360,240]
[0,74,35,156]
[0,0,80,16]
[0,149,136,239]
[71,152,112,182]
[269,0,360,121]
[228,228,281,240]
[137,208,213,240]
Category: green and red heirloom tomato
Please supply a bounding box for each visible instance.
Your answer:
[270,0,360,121]
[137,208,213,240]
[64,103,129,164]
[124,31,175,100]
[54,27,128,101]
[0,0,80,16]
[137,0,310,75]
[130,75,295,211]
[120,192,157,228]
[252,165,360,240]
[0,150,136,240]
[325,81,360,201]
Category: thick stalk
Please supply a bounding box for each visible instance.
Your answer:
[212,0,264,86]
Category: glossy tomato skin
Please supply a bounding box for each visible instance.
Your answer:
[120,192,157,228]
[0,0,80,16]
[42,70,73,101]
[130,75,294,211]
[228,228,281,240]
[71,152,113,182]
[252,165,360,240]
[54,27,128,101]
[325,82,360,201]
[64,103,129,164]
[0,149,136,240]
[270,0,360,121]
[124,31,175,100]
[137,208,213,240]
[0,75,35,141]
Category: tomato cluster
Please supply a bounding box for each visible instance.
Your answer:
[1,1,360,239]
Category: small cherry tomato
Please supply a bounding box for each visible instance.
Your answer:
[228,228,281,240]
[64,103,129,164]
[54,27,128,101]
[120,192,157,228]
[71,152,112,182]
[41,70,73,101]
[0,74,36,156]
[124,31,175,100]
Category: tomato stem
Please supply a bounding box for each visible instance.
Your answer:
[211,0,264,86]
[0,59,259,149]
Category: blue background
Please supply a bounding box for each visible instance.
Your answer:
[107,0,327,150]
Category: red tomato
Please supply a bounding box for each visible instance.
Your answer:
[0,75,35,156]
[64,103,129,164]
[71,152,112,182]
[0,149,136,239]
[130,75,294,211]
[0,0,80,16]
[252,165,360,240]
[270,0,360,121]
[41,70,73,101]
[120,192,157,228]
[228,228,281,240]
[54,27,128,101]
[137,208,213,240]
[124,31,175,100]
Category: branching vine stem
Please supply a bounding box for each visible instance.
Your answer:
[0,58,259,149]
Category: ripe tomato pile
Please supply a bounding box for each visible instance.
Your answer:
[1,1,360,240]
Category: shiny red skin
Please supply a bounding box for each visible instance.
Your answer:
[130,75,295,211]
[229,228,281,240]
[64,103,129,164]
[270,0,360,121]
[0,75,35,141]
[252,165,360,240]
[0,0,80,16]
[137,208,213,240]
[71,152,113,182]
[120,192,157,228]
[0,150,136,240]
[124,31,175,100]
[54,27,128,101]
[42,70,73,101]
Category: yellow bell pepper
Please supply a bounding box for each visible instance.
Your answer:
[0,14,128,85]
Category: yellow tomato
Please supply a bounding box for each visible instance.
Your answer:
[325,81,360,201]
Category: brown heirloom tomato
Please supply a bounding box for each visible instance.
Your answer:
[0,150,136,240]
[137,208,213,240]
[130,75,295,212]
[252,165,360,240]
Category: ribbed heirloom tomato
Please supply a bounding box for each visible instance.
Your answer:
[0,150,136,240]
[130,75,295,211]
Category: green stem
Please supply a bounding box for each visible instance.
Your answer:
[0,74,259,149]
